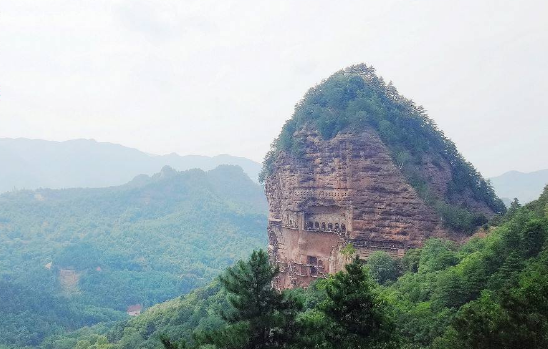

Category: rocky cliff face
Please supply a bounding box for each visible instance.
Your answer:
[266,126,494,289]
[264,64,504,289]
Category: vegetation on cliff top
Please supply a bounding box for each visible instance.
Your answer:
[260,64,505,232]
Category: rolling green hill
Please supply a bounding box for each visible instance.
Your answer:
[0,165,267,348]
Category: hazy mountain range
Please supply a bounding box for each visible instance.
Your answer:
[1,138,547,205]
[0,138,262,193]
[489,169,548,205]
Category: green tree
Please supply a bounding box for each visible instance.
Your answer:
[521,219,546,258]
[418,239,458,274]
[163,250,302,349]
[507,198,521,216]
[320,256,394,348]
[401,248,421,273]
[367,251,400,285]
[340,243,357,259]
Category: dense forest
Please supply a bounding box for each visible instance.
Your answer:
[261,64,506,232]
[0,165,267,348]
[46,185,548,349]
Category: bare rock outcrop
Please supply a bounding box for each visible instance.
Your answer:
[266,127,480,289]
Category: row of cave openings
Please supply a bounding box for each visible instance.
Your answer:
[305,220,346,233]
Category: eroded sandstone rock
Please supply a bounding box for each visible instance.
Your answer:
[266,127,492,289]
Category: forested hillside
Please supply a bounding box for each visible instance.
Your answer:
[60,185,548,349]
[0,165,267,348]
[0,138,261,193]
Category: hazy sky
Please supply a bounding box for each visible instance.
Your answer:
[1,0,547,177]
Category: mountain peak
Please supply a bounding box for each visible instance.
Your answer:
[0,138,261,193]
[490,169,548,203]
[264,64,505,289]
[160,165,178,176]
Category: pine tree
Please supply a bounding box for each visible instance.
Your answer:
[320,256,394,348]
[163,250,302,349]
[488,251,523,291]
[521,219,546,258]
[507,198,521,217]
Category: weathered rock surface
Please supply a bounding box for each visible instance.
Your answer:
[265,127,494,289]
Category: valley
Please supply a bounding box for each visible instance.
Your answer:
[0,165,267,347]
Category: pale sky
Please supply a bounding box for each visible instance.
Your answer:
[1,0,547,177]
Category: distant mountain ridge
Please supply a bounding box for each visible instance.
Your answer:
[0,138,262,193]
[490,169,548,204]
